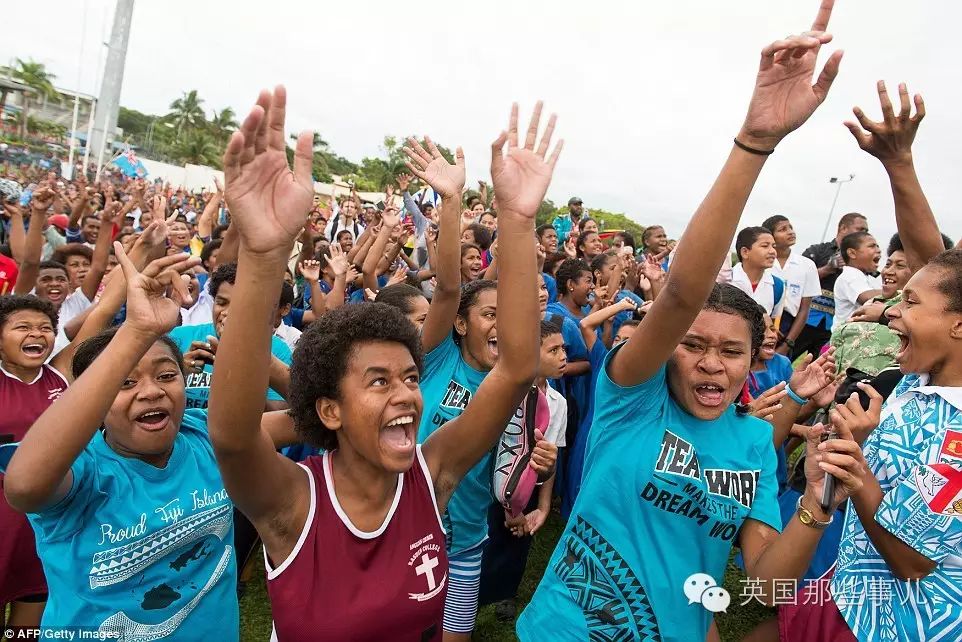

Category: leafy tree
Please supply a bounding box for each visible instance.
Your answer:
[11,58,58,139]
[117,106,153,137]
[166,90,206,139]
[172,130,219,166]
[536,205,647,242]
[209,107,238,142]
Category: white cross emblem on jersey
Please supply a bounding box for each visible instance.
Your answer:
[415,553,439,590]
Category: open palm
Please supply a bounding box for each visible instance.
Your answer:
[491,102,563,220]
[223,86,314,255]
[403,137,464,199]
[741,0,843,147]
[790,349,836,400]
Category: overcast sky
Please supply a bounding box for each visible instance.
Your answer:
[3,1,959,248]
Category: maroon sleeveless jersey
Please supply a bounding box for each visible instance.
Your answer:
[267,446,448,641]
[0,364,67,604]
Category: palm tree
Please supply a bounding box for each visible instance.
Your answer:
[166,90,206,140]
[209,107,238,142]
[11,59,58,139]
[172,130,219,166]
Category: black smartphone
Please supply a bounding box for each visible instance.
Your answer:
[820,431,837,512]
[375,201,386,212]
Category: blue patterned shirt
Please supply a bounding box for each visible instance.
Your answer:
[833,373,962,642]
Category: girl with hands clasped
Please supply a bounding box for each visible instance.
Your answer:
[3,247,252,639]
[206,88,559,641]
[519,3,865,641]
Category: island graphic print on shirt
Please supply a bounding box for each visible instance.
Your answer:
[89,487,233,639]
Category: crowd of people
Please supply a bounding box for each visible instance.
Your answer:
[1,2,961,640]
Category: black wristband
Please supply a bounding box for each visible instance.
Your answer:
[733,138,775,156]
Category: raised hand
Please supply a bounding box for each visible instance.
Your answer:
[749,382,787,422]
[789,347,836,400]
[114,241,200,337]
[222,86,314,256]
[380,206,401,231]
[299,259,322,282]
[811,373,844,410]
[845,81,924,167]
[490,102,563,219]
[402,137,465,199]
[140,220,169,250]
[396,173,413,193]
[151,194,168,220]
[386,265,408,287]
[739,0,843,150]
[639,252,668,284]
[328,245,351,277]
[101,200,122,227]
[29,186,56,214]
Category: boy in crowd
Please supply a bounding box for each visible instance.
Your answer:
[801,212,870,351]
[833,231,882,326]
[479,319,567,621]
[762,215,822,358]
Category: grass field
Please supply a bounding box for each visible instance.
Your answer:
[239,510,771,641]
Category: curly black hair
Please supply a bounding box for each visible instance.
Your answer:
[928,249,962,312]
[465,223,492,251]
[703,283,766,358]
[208,262,237,298]
[0,294,59,333]
[72,326,185,379]
[376,283,427,315]
[887,232,954,257]
[289,303,423,450]
[555,258,591,296]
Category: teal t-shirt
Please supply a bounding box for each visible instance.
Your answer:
[417,334,489,555]
[168,322,292,410]
[518,345,781,642]
[28,409,238,640]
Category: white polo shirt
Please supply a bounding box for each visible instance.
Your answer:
[834,265,882,326]
[771,250,821,317]
[730,263,786,319]
[543,384,568,448]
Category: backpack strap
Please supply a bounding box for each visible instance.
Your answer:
[772,275,785,309]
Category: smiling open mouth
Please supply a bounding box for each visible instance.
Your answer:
[381,415,415,454]
[135,409,171,432]
[21,343,47,357]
